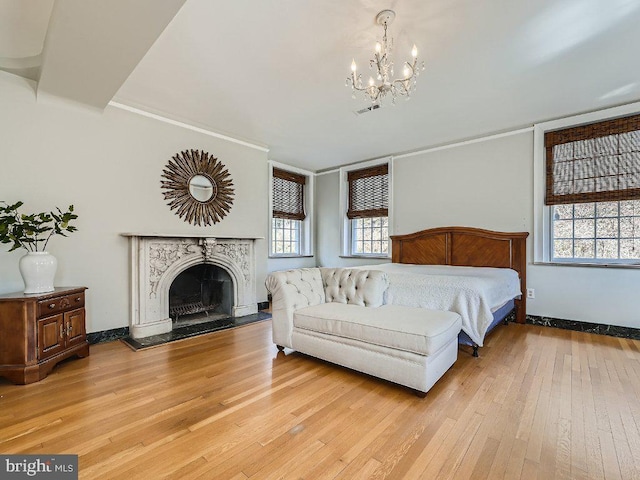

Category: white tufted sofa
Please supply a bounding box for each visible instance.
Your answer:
[266,267,462,396]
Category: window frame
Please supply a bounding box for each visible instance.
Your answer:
[340,157,393,258]
[534,101,640,267]
[268,161,314,258]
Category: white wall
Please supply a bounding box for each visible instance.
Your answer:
[316,130,640,329]
[392,133,532,233]
[315,171,342,267]
[0,72,269,333]
[315,170,393,269]
[267,255,316,273]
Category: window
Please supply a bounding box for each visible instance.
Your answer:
[552,201,640,261]
[270,165,313,257]
[351,216,389,255]
[344,162,390,256]
[272,217,301,255]
[543,112,640,264]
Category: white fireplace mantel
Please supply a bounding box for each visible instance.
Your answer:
[122,233,260,339]
[121,232,264,239]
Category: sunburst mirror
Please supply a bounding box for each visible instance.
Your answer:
[161,149,235,226]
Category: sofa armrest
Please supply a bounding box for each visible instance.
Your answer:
[265,268,325,348]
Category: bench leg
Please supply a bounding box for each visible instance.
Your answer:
[276,345,285,352]
[472,345,479,358]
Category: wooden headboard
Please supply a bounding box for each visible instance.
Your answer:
[391,226,529,323]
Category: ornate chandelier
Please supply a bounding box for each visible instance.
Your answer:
[346,10,425,106]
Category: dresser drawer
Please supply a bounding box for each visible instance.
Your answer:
[38,291,85,318]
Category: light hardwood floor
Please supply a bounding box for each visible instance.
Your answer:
[1,320,640,479]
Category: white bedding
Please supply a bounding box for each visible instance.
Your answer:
[355,263,521,347]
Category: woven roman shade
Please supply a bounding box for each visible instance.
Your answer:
[545,114,640,205]
[272,168,306,220]
[347,164,388,219]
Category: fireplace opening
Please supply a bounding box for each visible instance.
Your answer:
[169,264,233,326]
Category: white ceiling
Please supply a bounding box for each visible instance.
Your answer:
[2,0,640,171]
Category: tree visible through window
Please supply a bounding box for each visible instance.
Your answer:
[552,200,640,261]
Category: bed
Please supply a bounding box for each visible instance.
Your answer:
[361,226,529,356]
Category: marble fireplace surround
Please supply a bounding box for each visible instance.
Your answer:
[122,233,261,339]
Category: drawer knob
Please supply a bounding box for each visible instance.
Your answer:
[48,303,56,309]
[75,297,81,302]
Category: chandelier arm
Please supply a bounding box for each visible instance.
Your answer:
[398,61,417,82]
[347,73,382,102]
[348,72,364,90]
[348,73,370,93]
[351,84,371,93]
[392,61,417,96]
[367,86,381,102]
[393,79,411,96]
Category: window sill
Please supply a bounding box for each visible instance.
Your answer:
[339,255,391,260]
[533,261,640,269]
[269,255,314,259]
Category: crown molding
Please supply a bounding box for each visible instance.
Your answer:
[108,101,269,153]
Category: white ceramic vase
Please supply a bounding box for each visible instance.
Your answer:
[19,251,57,294]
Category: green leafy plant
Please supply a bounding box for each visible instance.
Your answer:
[0,201,78,252]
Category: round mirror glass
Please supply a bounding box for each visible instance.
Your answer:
[189,175,215,202]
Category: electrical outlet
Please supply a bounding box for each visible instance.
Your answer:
[526,288,535,299]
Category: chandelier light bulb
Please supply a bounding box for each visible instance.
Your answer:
[412,44,418,58]
[375,42,382,54]
[403,66,410,77]
[369,76,375,86]
[351,59,357,72]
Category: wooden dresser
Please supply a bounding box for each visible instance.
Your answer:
[0,287,89,384]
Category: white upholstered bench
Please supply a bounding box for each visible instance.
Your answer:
[266,267,462,396]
